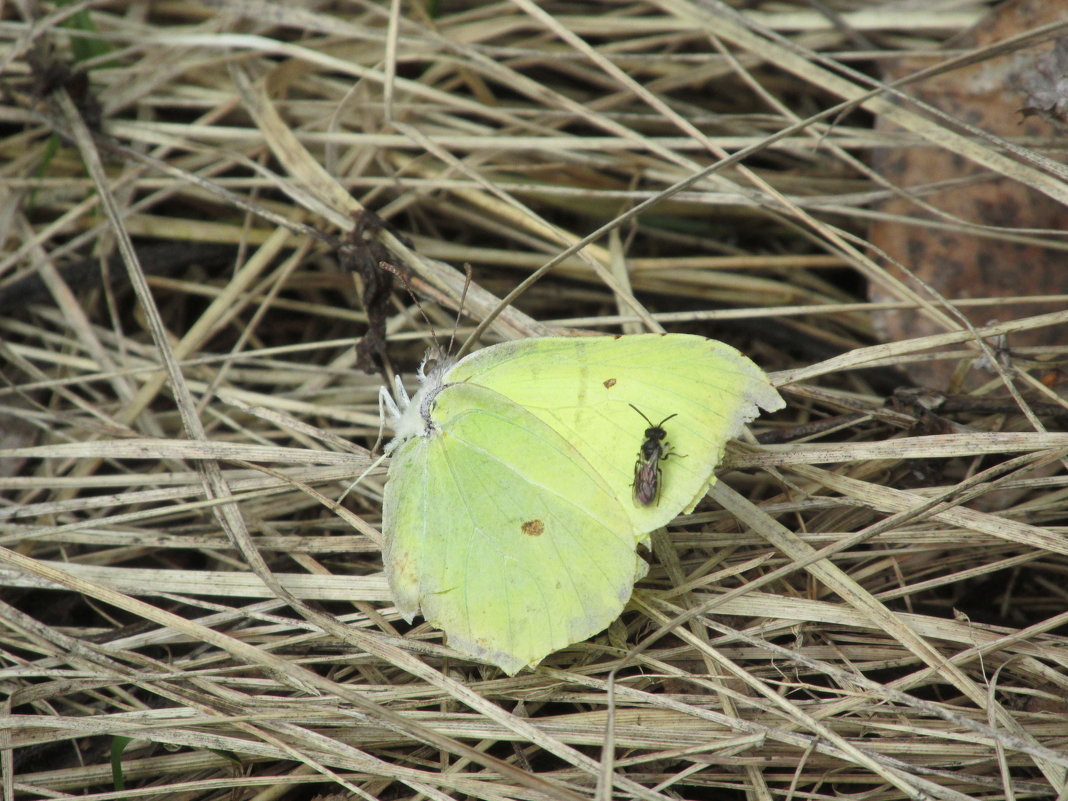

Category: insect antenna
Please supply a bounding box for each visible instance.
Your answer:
[628,404,678,429]
[379,260,473,360]
[447,263,474,358]
[628,403,655,427]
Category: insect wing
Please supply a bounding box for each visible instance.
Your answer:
[633,448,662,506]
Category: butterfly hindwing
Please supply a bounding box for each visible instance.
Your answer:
[383,382,645,675]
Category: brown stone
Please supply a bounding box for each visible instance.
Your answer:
[869,0,1068,390]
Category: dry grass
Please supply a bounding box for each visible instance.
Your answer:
[2,2,1068,800]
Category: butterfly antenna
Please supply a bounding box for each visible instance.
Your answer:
[378,260,443,355]
[448,263,473,358]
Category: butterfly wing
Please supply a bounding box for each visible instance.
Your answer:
[382,382,645,675]
[445,334,783,532]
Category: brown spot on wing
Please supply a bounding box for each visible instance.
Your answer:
[521,520,544,537]
[603,377,617,389]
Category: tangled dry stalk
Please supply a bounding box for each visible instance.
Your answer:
[2,2,1067,800]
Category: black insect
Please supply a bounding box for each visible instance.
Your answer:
[629,404,680,506]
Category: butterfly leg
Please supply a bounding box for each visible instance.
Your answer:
[378,379,409,454]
